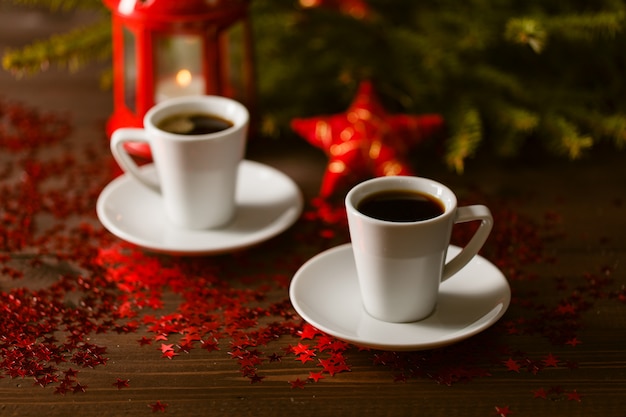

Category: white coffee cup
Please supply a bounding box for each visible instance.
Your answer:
[110,95,249,230]
[346,176,493,323]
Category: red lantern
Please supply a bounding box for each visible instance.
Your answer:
[104,0,255,157]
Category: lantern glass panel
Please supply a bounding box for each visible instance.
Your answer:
[154,34,206,102]
[123,27,137,113]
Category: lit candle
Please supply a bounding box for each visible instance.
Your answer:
[155,69,206,102]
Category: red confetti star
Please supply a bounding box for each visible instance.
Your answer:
[329,340,349,352]
[289,378,307,389]
[523,358,543,375]
[532,388,548,399]
[291,80,444,198]
[238,355,263,368]
[315,335,336,352]
[201,338,220,353]
[248,373,266,384]
[298,324,321,340]
[72,382,88,394]
[177,341,194,353]
[542,353,559,367]
[64,368,79,378]
[566,390,582,402]
[296,353,316,364]
[113,378,130,389]
[54,383,70,396]
[566,337,582,347]
[318,355,351,376]
[138,336,152,346]
[293,343,314,356]
[34,374,58,388]
[495,405,513,417]
[503,358,521,373]
[149,401,168,413]
[308,372,325,382]
[555,303,576,315]
[162,350,179,360]
[160,343,174,353]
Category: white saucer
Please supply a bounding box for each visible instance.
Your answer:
[289,244,510,351]
[96,160,303,255]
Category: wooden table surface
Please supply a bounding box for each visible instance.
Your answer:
[1,7,625,417]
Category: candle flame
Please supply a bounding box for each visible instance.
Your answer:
[175,69,192,87]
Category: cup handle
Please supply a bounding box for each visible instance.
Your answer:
[441,205,493,282]
[110,128,160,193]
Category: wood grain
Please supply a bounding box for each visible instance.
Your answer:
[1,6,625,417]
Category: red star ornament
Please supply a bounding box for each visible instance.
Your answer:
[291,81,444,198]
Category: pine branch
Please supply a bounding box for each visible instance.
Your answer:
[599,115,626,149]
[483,100,539,157]
[546,11,626,42]
[8,0,104,11]
[576,112,626,150]
[544,116,594,159]
[471,65,528,102]
[2,0,625,167]
[445,106,483,173]
[504,18,547,52]
[2,18,111,77]
[505,10,626,52]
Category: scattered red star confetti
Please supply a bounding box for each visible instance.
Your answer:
[556,303,577,315]
[504,358,521,372]
[542,353,559,367]
[160,344,174,353]
[201,338,220,353]
[495,405,513,417]
[72,382,88,394]
[289,378,307,389]
[318,353,351,376]
[0,97,621,416]
[291,80,444,198]
[248,374,266,384]
[308,372,325,382]
[64,368,79,378]
[298,324,321,340]
[267,353,283,362]
[296,353,316,364]
[0,99,70,150]
[149,401,168,413]
[293,343,315,356]
[162,350,179,360]
[138,336,152,346]
[566,337,582,347]
[113,378,130,389]
[566,390,582,402]
[34,374,58,388]
[54,384,70,396]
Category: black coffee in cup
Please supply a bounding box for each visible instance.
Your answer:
[357,189,445,222]
[157,113,234,135]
